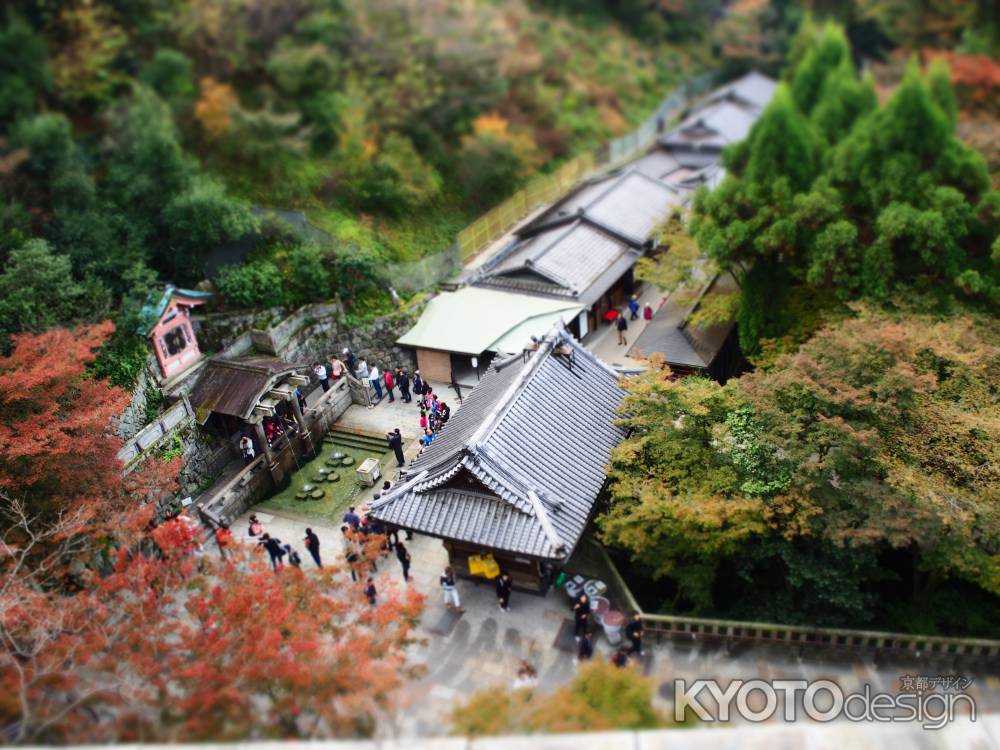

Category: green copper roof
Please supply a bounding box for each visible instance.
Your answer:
[138,286,213,335]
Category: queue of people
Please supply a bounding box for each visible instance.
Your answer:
[311,348,420,412]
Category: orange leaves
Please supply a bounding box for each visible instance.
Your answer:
[472,111,510,141]
[194,77,238,137]
[923,49,1000,114]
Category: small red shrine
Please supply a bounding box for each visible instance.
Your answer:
[140,286,213,381]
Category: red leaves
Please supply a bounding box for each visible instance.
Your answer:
[923,49,1000,114]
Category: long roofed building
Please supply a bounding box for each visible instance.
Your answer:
[371,325,626,591]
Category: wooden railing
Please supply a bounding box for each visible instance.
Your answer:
[593,543,1000,660]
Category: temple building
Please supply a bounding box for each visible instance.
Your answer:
[139,286,213,384]
[189,356,313,482]
[371,325,625,592]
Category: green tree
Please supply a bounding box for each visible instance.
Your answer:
[139,48,196,106]
[0,239,88,347]
[163,178,256,283]
[0,15,51,124]
[216,260,284,308]
[790,22,854,115]
[285,242,331,304]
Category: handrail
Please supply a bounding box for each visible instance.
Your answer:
[591,541,1000,657]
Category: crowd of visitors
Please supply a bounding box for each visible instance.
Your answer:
[310,347,422,413]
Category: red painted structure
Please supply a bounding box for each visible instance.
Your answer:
[141,287,212,380]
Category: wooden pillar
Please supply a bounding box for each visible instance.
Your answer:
[253,420,284,484]
[289,393,315,455]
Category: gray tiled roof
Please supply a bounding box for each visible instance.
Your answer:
[371,326,626,561]
[629,271,739,369]
[474,221,640,307]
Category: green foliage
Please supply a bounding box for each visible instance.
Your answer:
[456,137,524,211]
[0,239,88,348]
[451,661,664,736]
[159,434,185,462]
[216,260,285,308]
[0,15,50,124]
[163,178,257,283]
[693,26,1000,354]
[331,246,384,307]
[139,48,195,105]
[603,310,1000,631]
[285,242,331,305]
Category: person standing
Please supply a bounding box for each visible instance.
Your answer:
[625,612,644,656]
[239,435,255,466]
[383,367,395,402]
[412,370,423,400]
[438,402,450,426]
[643,303,653,321]
[248,514,263,537]
[342,525,360,582]
[330,357,344,381]
[369,364,383,400]
[285,545,302,568]
[343,347,356,375]
[573,593,590,640]
[260,534,285,572]
[397,368,411,403]
[422,429,434,447]
[387,428,405,467]
[364,577,377,607]
[616,311,628,346]
[343,506,361,528]
[304,528,322,568]
[355,358,369,381]
[496,572,512,612]
[313,362,330,391]
[629,294,640,320]
[577,632,593,662]
[440,566,464,612]
[396,540,411,582]
[214,522,233,560]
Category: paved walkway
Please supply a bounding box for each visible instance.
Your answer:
[585,283,666,369]
[333,377,456,442]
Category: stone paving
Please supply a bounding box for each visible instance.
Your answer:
[584,282,666,370]
[332,376,457,442]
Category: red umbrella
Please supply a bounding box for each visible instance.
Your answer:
[603,309,619,323]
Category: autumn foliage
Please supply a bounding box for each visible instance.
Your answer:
[0,324,424,742]
[923,50,1000,114]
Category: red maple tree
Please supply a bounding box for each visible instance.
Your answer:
[0,325,425,742]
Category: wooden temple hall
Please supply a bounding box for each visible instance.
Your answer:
[371,324,626,592]
[189,356,313,482]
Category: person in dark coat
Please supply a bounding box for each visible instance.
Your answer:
[259,534,285,572]
[611,648,629,668]
[396,540,411,582]
[412,370,423,399]
[625,612,644,656]
[397,368,411,402]
[616,311,628,346]
[343,348,356,375]
[573,593,590,640]
[577,632,593,662]
[364,577,377,607]
[387,428,405,467]
[496,572,512,612]
[304,528,321,568]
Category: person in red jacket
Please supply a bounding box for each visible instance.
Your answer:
[383,368,395,403]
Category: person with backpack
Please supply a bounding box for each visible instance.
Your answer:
[440,566,464,613]
[303,528,321,568]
